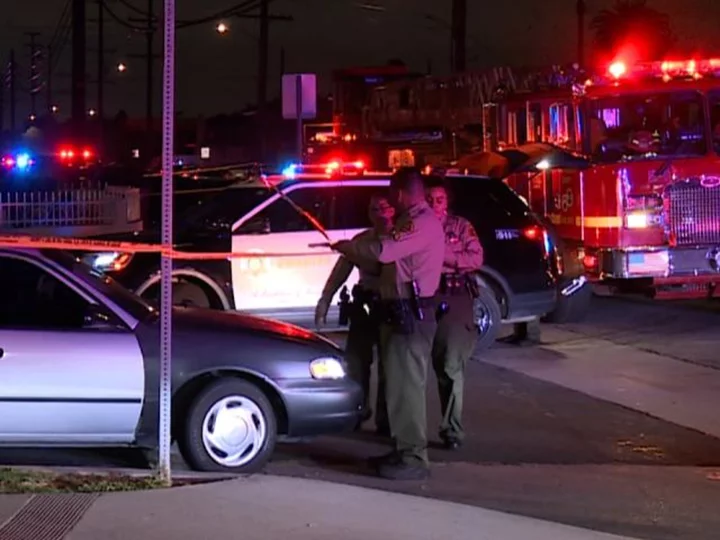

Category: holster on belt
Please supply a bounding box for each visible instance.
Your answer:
[350,284,381,325]
[437,273,479,322]
[382,281,436,335]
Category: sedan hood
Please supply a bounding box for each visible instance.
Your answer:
[170,306,341,351]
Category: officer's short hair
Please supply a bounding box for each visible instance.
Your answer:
[390,167,425,195]
[423,175,448,191]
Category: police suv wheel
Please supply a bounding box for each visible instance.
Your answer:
[473,285,502,352]
[179,379,277,473]
[173,282,211,308]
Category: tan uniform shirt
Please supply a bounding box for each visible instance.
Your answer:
[319,229,381,302]
[343,202,445,300]
[441,214,484,273]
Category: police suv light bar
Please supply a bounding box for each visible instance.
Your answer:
[281,159,367,178]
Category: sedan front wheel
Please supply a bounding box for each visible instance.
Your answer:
[179,379,277,473]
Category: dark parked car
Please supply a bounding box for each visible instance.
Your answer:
[0,248,362,473]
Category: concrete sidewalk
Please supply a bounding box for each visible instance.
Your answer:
[481,326,720,439]
[62,475,637,540]
[0,474,639,540]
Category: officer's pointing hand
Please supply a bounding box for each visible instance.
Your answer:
[330,240,352,254]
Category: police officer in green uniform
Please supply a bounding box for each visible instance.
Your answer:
[315,194,394,434]
[425,178,483,449]
[332,168,445,481]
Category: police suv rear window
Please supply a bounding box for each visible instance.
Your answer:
[447,177,530,220]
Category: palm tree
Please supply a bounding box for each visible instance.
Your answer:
[590,0,676,61]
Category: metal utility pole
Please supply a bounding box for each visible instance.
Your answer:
[158,0,176,487]
[577,0,586,68]
[146,0,154,133]
[450,0,466,72]
[97,0,104,120]
[72,0,87,130]
[26,32,41,118]
[9,49,16,133]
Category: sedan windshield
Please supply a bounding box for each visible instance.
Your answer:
[587,90,706,163]
[41,249,156,321]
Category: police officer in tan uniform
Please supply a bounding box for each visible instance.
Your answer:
[315,194,394,434]
[332,168,445,481]
[425,177,483,449]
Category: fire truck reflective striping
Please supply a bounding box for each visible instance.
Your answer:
[547,215,623,228]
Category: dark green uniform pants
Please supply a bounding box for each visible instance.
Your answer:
[432,291,477,442]
[345,312,388,430]
[513,319,541,342]
[381,316,437,467]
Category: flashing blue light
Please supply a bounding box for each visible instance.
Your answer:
[282,164,297,178]
[15,153,30,170]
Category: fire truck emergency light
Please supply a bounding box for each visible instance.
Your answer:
[607,58,720,80]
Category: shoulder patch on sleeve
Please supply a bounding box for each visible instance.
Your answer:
[391,219,414,240]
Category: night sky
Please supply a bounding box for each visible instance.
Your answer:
[2,0,720,120]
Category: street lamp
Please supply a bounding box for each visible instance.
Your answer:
[51,105,59,113]
[216,22,229,34]
[117,62,127,73]
[88,108,97,117]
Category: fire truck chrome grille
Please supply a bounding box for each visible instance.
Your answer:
[664,179,720,246]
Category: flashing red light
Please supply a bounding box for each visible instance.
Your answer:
[583,254,598,268]
[608,61,627,79]
[2,156,15,168]
[325,160,341,171]
[82,149,92,159]
[523,225,542,240]
[352,160,365,169]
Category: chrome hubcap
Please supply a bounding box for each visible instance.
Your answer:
[201,395,267,468]
[474,299,492,336]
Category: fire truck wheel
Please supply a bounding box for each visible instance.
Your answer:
[542,278,592,324]
[474,286,502,351]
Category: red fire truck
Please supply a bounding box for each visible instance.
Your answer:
[488,58,720,299]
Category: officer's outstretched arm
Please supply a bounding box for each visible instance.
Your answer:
[319,256,354,302]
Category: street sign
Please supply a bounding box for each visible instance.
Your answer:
[158,0,175,486]
[282,74,317,120]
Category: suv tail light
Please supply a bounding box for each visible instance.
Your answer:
[523,225,542,240]
[523,225,552,255]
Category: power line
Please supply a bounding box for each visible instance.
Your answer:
[103,2,148,32]
[116,0,154,18]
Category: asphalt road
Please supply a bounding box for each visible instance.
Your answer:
[2,295,720,539]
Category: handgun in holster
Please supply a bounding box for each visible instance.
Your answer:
[350,284,380,324]
[383,280,424,335]
[338,285,351,326]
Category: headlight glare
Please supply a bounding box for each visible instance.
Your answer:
[309,357,345,380]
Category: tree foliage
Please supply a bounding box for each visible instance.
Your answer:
[590,0,676,60]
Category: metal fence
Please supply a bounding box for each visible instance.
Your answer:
[0,186,142,235]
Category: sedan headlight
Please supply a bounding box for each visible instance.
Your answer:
[83,252,133,272]
[309,357,346,380]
